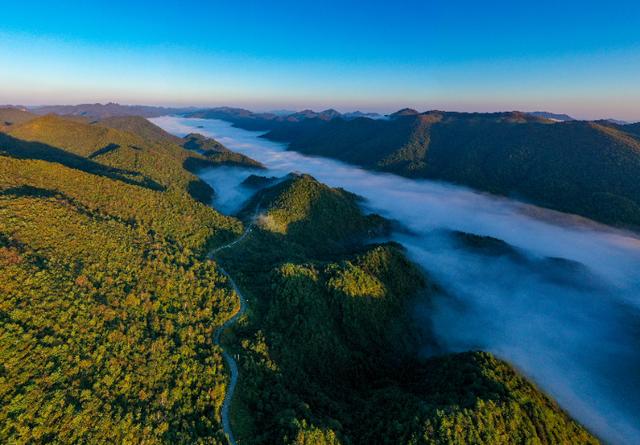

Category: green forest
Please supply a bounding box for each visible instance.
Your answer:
[245,110,640,229]
[0,111,598,444]
[216,174,597,445]
[0,112,249,443]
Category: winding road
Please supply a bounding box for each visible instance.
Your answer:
[210,208,259,445]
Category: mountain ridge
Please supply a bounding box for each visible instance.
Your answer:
[191,108,640,228]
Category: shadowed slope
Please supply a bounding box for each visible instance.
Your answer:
[7,114,215,203]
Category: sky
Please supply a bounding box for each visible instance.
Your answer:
[0,0,639,120]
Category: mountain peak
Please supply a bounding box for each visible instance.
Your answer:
[390,108,419,117]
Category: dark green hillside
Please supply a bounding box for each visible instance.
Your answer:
[182,132,265,169]
[0,118,247,442]
[214,174,597,445]
[260,111,640,228]
[237,173,388,258]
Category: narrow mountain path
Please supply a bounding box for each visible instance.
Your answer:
[210,205,259,445]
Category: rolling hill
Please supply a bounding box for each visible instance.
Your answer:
[31,102,195,119]
[0,106,37,130]
[0,113,245,443]
[215,173,598,445]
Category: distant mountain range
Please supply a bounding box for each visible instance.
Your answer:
[186,106,382,127]
[18,102,386,122]
[190,106,640,228]
[8,102,640,227]
[27,102,198,119]
[527,111,575,121]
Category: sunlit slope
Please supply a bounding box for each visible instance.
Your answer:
[97,115,185,145]
[8,114,216,200]
[0,107,37,131]
[94,116,264,169]
[217,174,598,445]
[0,118,247,443]
[263,111,640,227]
[239,173,388,257]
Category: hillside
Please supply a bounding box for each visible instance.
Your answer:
[6,115,264,207]
[0,107,37,130]
[214,174,597,445]
[32,102,194,119]
[94,116,263,170]
[0,116,245,443]
[182,133,265,169]
[0,114,599,444]
[7,114,218,203]
[255,111,640,228]
[237,173,388,258]
[96,115,184,145]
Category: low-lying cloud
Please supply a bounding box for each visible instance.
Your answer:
[152,115,640,444]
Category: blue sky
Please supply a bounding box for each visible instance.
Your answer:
[1,0,639,120]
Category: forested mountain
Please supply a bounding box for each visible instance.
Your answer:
[0,106,36,130]
[252,111,640,228]
[215,174,597,445]
[31,102,195,119]
[0,115,249,443]
[191,107,640,228]
[0,114,598,444]
[182,133,265,169]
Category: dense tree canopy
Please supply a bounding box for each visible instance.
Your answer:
[216,174,597,444]
[0,115,248,443]
[205,109,640,228]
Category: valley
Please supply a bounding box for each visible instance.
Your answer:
[153,115,640,444]
[1,108,638,444]
[3,3,639,444]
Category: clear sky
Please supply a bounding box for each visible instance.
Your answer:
[1,0,639,120]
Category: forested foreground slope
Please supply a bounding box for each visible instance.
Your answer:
[0,115,253,443]
[216,174,598,445]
